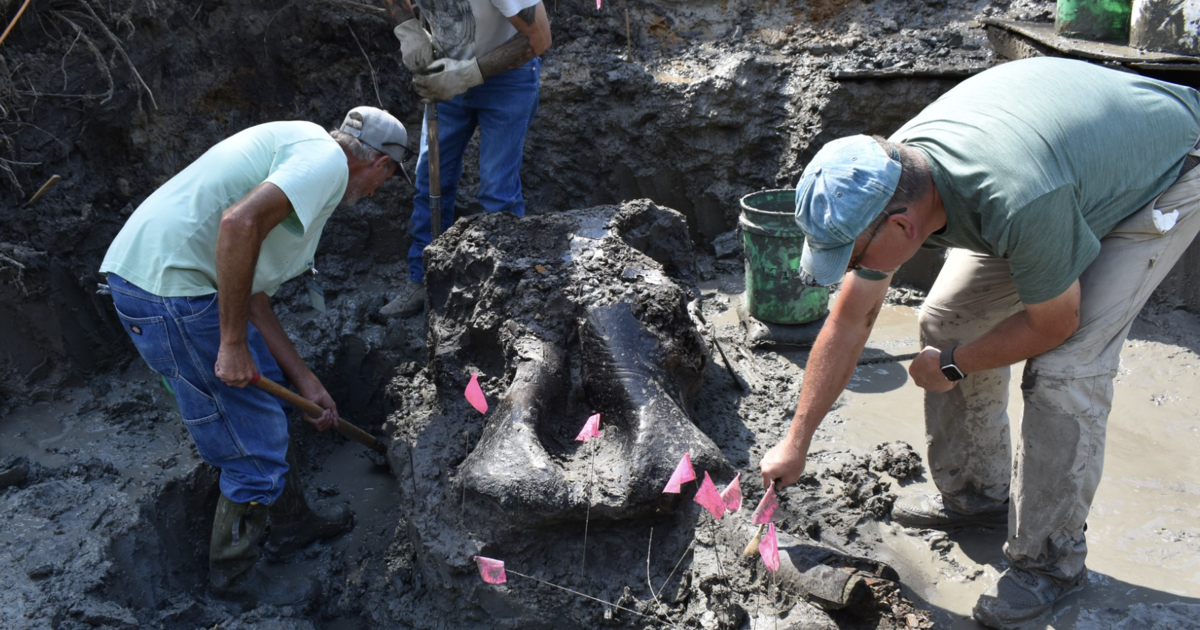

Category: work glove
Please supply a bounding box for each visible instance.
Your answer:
[413,57,483,103]
[393,19,435,72]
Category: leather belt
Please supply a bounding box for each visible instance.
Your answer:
[1180,153,1200,180]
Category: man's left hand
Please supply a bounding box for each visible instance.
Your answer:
[909,346,958,393]
[296,383,339,432]
[413,58,483,102]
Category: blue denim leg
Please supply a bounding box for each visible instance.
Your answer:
[470,57,540,216]
[407,57,542,283]
[106,274,290,504]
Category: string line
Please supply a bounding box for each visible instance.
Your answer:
[506,569,686,630]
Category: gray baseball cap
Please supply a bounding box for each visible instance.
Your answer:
[340,106,408,163]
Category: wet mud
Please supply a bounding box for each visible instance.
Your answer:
[3,0,1200,627]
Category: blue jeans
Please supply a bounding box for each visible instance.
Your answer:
[106,274,290,504]
[408,57,541,283]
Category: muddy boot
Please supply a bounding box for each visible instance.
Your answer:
[208,495,319,607]
[264,451,354,558]
[379,279,425,317]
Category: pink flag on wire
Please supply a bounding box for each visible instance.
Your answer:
[721,472,743,513]
[465,373,488,414]
[575,413,601,442]
[662,452,696,493]
[751,481,779,525]
[596,0,601,9]
[760,523,780,572]
[693,472,726,520]
[473,556,507,584]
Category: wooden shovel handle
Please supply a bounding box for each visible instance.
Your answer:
[250,373,387,455]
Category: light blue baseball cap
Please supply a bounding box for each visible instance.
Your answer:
[794,135,901,286]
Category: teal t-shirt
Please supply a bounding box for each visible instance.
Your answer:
[101,121,349,297]
[891,57,1200,304]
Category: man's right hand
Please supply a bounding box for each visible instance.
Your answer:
[215,343,257,388]
[394,19,435,72]
[413,58,484,102]
[759,438,807,489]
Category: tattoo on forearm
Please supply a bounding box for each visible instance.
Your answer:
[478,36,533,78]
[516,6,536,26]
[378,0,414,25]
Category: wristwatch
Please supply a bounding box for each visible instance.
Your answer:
[939,346,966,382]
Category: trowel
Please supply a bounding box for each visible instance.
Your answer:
[742,480,780,557]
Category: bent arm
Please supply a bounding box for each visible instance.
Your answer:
[759,273,892,488]
[377,0,417,26]
[249,294,338,431]
[478,2,551,78]
[214,183,294,387]
[960,280,1081,371]
[909,280,1081,390]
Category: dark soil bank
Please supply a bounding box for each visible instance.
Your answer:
[12,0,1192,628]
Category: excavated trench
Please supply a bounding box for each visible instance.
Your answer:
[3,0,1200,628]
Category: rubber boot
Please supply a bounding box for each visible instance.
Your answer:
[208,495,319,607]
[264,447,354,558]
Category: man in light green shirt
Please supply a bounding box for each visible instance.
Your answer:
[758,58,1200,628]
[100,106,406,606]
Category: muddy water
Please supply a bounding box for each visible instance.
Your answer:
[798,304,1200,628]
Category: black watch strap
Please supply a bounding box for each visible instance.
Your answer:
[940,346,966,382]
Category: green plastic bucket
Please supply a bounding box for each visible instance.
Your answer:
[1055,0,1132,43]
[739,189,829,325]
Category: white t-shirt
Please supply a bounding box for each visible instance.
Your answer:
[100,121,348,297]
[421,0,540,61]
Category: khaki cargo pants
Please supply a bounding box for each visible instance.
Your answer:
[917,160,1200,585]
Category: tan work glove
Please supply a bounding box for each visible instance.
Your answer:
[393,19,435,72]
[413,58,483,103]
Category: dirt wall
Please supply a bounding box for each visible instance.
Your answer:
[6,0,1199,407]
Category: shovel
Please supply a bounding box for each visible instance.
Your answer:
[426,102,442,240]
[250,373,387,456]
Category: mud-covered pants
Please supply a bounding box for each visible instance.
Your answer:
[917,163,1200,586]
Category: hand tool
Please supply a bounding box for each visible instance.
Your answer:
[743,480,779,557]
[426,102,442,239]
[250,373,387,456]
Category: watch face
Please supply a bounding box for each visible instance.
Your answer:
[941,364,965,382]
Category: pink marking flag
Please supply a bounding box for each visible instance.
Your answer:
[575,413,601,442]
[751,482,778,525]
[693,472,726,520]
[662,452,696,493]
[465,373,488,414]
[596,0,601,8]
[759,523,780,572]
[721,472,743,513]
[473,556,507,584]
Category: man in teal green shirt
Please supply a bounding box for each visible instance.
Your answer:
[101,106,406,606]
[758,58,1200,628]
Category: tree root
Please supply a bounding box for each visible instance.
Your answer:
[0,250,29,296]
[312,0,385,16]
[52,12,115,104]
[55,0,157,109]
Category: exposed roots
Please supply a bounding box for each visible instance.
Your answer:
[50,11,115,104]
[312,0,385,16]
[349,25,383,108]
[52,0,157,109]
[0,250,29,295]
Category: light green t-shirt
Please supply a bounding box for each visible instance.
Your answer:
[101,121,348,297]
[891,57,1200,304]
